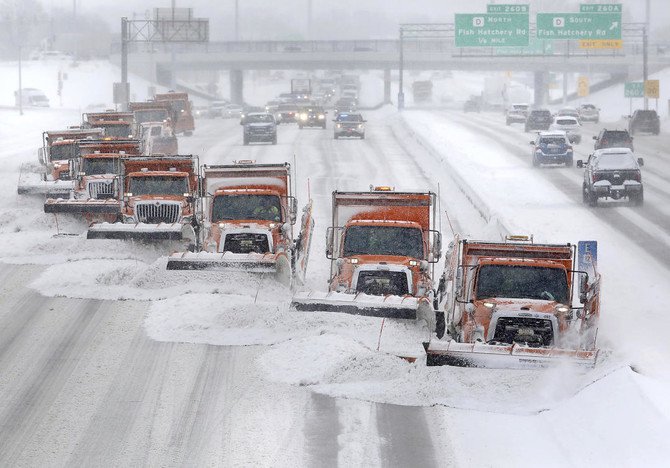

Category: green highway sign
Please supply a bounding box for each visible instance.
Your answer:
[487,4,529,14]
[624,82,644,98]
[495,37,552,56]
[455,13,529,47]
[580,4,621,13]
[536,12,622,40]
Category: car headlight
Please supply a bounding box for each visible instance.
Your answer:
[337,123,342,128]
[358,124,363,129]
[300,114,308,120]
[318,114,325,119]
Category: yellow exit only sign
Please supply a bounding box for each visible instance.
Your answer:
[579,39,623,49]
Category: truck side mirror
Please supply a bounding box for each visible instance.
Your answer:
[637,158,644,166]
[431,230,442,262]
[592,136,597,140]
[325,227,334,259]
[579,274,589,304]
[576,160,584,168]
[38,147,45,165]
[289,197,297,224]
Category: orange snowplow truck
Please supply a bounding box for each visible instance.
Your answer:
[43,139,142,216]
[87,155,199,241]
[154,92,194,136]
[425,235,601,369]
[292,188,442,324]
[128,101,172,133]
[166,161,314,284]
[82,111,135,138]
[17,127,103,196]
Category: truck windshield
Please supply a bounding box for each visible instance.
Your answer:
[211,195,282,222]
[49,143,79,161]
[134,109,168,124]
[343,226,423,258]
[101,124,133,138]
[128,176,188,196]
[476,265,569,304]
[81,158,117,175]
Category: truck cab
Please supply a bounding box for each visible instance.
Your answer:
[326,189,441,297]
[154,92,195,136]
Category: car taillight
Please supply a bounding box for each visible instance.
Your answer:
[632,171,641,182]
[601,140,607,146]
[592,173,600,183]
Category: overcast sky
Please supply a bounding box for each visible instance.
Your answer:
[43,0,669,41]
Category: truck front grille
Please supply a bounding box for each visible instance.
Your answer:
[492,317,554,347]
[136,202,180,224]
[87,181,115,199]
[355,271,409,296]
[223,232,270,254]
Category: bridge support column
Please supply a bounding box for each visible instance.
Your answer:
[230,70,244,105]
[384,69,391,104]
[534,71,547,107]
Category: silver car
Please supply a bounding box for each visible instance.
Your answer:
[578,103,600,123]
[550,116,582,144]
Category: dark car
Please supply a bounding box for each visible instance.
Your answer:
[463,98,481,113]
[593,129,634,151]
[277,103,299,124]
[628,109,660,135]
[577,148,644,206]
[334,97,357,115]
[241,112,277,145]
[297,106,327,129]
[530,131,574,167]
[524,109,553,132]
[333,113,365,139]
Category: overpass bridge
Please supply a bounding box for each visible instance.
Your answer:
[115,25,670,104]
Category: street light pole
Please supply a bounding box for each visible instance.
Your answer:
[18,45,23,116]
[398,27,404,111]
[234,0,239,40]
[643,26,648,110]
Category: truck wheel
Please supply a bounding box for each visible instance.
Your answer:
[435,312,446,339]
[299,125,303,129]
[322,124,327,129]
[506,119,511,126]
[184,131,193,137]
[582,184,590,204]
[587,189,598,207]
[565,158,573,167]
[334,134,338,140]
[243,137,249,145]
[532,156,539,167]
[630,189,644,206]
[272,136,277,145]
[360,134,365,140]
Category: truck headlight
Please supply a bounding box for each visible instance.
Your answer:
[122,214,135,224]
[318,114,325,119]
[182,215,193,224]
[300,114,308,120]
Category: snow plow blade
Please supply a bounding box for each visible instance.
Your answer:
[423,340,599,370]
[44,199,121,214]
[291,291,433,320]
[166,251,286,274]
[86,222,186,240]
[17,171,73,197]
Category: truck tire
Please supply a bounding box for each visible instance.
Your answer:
[532,156,539,167]
[272,136,277,145]
[360,134,365,140]
[299,124,303,129]
[243,136,249,145]
[334,134,339,140]
[565,158,573,167]
[630,188,644,206]
[435,312,445,339]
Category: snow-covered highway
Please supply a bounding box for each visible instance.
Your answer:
[0,102,669,466]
